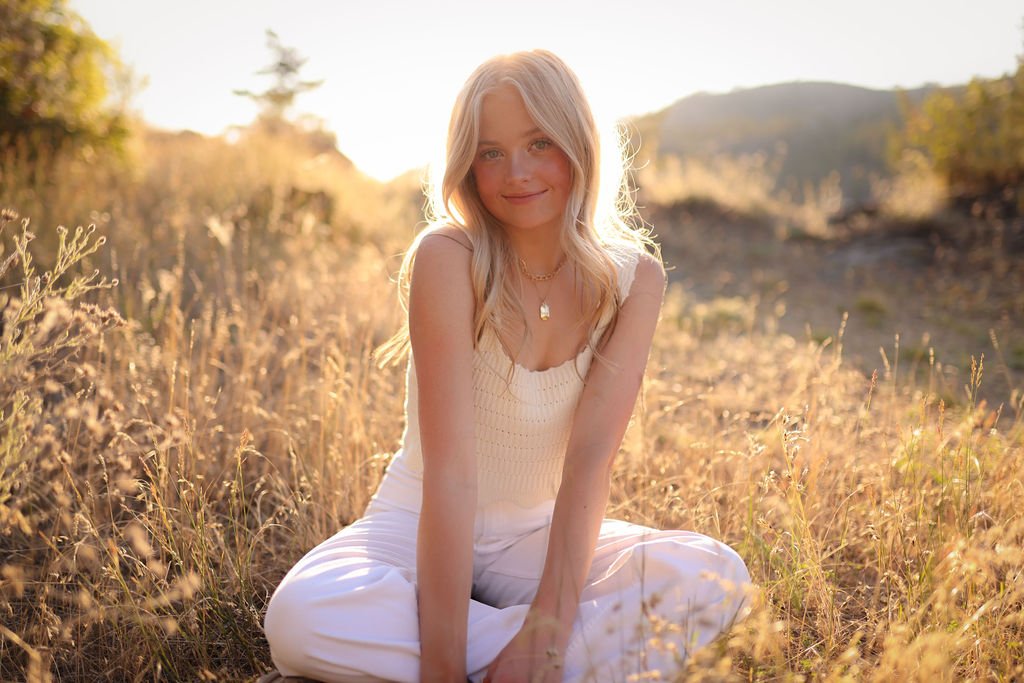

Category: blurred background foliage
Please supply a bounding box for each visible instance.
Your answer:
[0,0,132,157]
[895,52,1024,216]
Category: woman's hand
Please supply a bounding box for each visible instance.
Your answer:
[482,615,567,683]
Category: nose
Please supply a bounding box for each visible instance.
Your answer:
[506,149,532,183]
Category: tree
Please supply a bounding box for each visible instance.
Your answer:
[0,0,129,155]
[893,20,1024,215]
[233,29,324,125]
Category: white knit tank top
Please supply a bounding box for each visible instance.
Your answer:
[370,243,642,516]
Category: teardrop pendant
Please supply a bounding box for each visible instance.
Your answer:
[539,302,550,321]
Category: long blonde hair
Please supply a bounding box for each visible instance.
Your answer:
[374,49,659,371]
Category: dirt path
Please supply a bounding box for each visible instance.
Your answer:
[651,201,1024,417]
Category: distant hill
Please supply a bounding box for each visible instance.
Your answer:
[630,81,957,208]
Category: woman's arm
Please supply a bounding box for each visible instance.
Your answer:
[409,229,477,683]
[485,252,667,682]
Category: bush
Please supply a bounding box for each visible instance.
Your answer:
[893,46,1024,215]
[0,0,130,157]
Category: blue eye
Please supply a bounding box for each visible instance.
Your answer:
[532,138,553,151]
[480,149,502,161]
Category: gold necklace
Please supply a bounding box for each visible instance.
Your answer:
[517,254,567,321]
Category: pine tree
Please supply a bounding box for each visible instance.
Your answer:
[233,29,324,127]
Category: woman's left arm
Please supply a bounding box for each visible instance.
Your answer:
[484,252,667,683]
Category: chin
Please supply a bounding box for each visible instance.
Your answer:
[496,213,564,234]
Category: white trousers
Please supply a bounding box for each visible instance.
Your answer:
[264,463,751,682]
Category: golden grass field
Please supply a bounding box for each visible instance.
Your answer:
[1,125,1022,681]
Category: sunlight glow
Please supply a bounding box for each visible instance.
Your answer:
[72,0,1023,181]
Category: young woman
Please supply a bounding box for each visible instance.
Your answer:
[262,49,751,683]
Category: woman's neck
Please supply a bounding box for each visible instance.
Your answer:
[503,226,565,274]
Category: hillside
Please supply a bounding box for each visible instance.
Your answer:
[632,81,953,208]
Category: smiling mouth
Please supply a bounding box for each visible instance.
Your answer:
[502,190,547,201]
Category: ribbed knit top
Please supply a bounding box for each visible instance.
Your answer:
[375,242,642,513]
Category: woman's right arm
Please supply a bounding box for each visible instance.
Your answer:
[408,230,477,682]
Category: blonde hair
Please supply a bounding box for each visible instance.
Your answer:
[374,49,659,373]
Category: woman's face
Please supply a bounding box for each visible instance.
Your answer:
[470,84,572,237]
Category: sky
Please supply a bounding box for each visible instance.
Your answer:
[73,0,1022,181]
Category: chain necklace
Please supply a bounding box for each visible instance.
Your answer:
[517,254,567,321]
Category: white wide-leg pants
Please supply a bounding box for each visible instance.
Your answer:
[264,463,751,682]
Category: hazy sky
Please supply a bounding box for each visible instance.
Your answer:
[73,0,1022,181]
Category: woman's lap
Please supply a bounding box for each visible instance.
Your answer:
[264,508,751,682]
[474,518,751,679]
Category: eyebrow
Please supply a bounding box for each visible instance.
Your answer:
[477,127,543,147]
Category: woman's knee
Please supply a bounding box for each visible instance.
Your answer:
[641,533,751,615]
[264,574,319,671]
[705,536,750,587]
[264,560,420,677]
[705,538,752,622]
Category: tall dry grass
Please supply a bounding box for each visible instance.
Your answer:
[637,152,845,239]
[1,128,1022,681]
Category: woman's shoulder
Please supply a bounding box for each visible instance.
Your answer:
[409,224,473,287]
[416,223,473,253]
[603,239,665,300]
[409,225,473,298]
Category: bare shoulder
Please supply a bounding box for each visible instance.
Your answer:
[629,248,667,299]
[409,226,473,327]
[408,225,475,387]
[413,226,472,278]
[418,223,473,253]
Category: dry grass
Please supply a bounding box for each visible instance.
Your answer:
[636,152,845,239]
[870,149,949,221]
[1,131,1022,682]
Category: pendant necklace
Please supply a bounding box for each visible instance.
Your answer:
[517,254,567,321]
